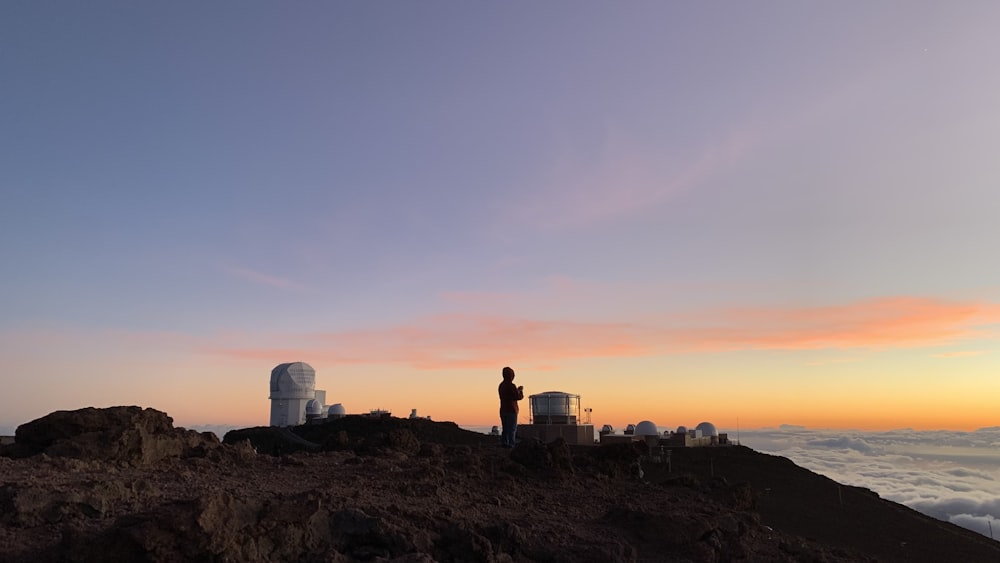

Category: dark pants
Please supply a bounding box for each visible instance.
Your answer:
[500,412,518,447]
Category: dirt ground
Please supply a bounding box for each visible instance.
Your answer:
[2,408,999,562]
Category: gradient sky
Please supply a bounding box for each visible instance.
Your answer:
[2,2,999,433]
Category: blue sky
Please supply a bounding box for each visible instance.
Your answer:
[2,2,1000,431]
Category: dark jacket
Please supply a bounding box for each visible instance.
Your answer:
[498,379,522,414]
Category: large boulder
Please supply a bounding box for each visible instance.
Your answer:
[11,406,218,465]
[509,437,574,477]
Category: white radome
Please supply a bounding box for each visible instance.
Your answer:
[634,420,659,436]
[327,403,347,417]
[695,421,718,437]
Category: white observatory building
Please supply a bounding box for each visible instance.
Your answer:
[269,362,327,427]
[518,391,595,445]
[599,419,729,447]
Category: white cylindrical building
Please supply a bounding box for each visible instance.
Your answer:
[528,391,581,425]
[269,362,317,427]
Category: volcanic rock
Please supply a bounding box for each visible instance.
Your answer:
[7,406,218,466]
[3,408,1000,562]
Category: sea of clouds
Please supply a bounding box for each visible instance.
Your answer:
[737,426,1000,539]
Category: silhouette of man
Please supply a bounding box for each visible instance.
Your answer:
[498,366,523,448]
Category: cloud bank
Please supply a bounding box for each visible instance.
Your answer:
[740,426,1000,539]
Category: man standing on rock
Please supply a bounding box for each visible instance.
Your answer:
[498,366,523,448]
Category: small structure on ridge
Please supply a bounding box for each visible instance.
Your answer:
[516,391,595,445]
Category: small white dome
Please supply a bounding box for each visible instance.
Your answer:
[676,425,688,435]
[695,421,718,437]
[327,403,346,416]
[305,399,324,415]
[634,420,659,436]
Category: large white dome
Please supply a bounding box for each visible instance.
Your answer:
[695,421,718,437]
[269,362,316,400]
[328,403,346,417]
[634,420,659,436]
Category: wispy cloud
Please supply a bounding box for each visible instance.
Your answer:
[508,128,753,229]
[438,291,517,309]
[931,350,988,359]
[207,314,648,370]
[664,297,1000,352]
[204,296,1000,370]
[805,357,864,367]
[223,266,307,291]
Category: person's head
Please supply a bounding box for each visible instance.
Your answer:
[502,366,515,381]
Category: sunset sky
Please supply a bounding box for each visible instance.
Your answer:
[2,2,999,434]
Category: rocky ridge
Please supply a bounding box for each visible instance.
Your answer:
[1,406,998,562]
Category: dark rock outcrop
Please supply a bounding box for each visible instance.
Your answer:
[6,406,218,466]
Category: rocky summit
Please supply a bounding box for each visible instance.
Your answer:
[1,407,999,562]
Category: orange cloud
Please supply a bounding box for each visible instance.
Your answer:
[203,297,1000,370]
[930,350,988,359]
[208,314,648,369]
[666,297,1000,352]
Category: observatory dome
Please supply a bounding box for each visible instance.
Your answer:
[327,403,346,417]
[695,421,718,437]
[676,425,688,435]
[634,420,659,436]
[269,362,316,400]
[305,399,324,416]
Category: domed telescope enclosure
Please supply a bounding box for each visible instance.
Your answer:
[305,399,325,422]
[659,421,728,447]
[518,390,594,445]
[634,420,661,447]
[634,420,659,436]
[695,421,718,437]
[269,362,324,427]
[529,391,581,425]
[270,362,315,399]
